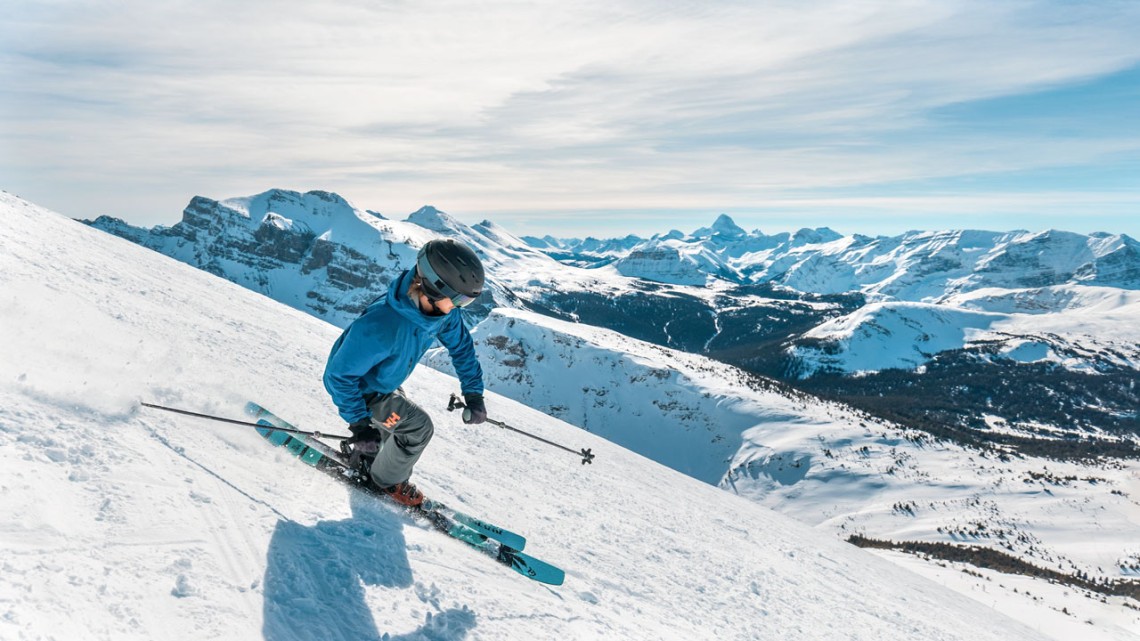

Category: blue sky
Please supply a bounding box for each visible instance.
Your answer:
[2,0,1139,239]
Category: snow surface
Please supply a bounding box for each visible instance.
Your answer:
[792,288,1140,375]
[0,191,1057,640]
[425,306,1140,640]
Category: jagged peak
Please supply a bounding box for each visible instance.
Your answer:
[85,214,130,226]
[713,213,741,229]
[520,235,556,249]
[302,189,353,208]
[411,205,443,216]
[791,227,844,245]
[406,205,468,233]
[219,189,360,224]
[473,219,527,245]
[693,214,745,239]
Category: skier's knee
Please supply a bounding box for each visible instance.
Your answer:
[419,415,435,445]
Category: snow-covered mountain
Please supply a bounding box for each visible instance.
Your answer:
[533,221,1140,296]
[84,190,566,327]
[518,233,645,267]
[530,220,1140,370]
[86,190,426,326]
[791,287,1140,376]
[3,191,1069,640]
[521,220,1140,441]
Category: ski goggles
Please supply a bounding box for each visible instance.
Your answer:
[416,265,480,308]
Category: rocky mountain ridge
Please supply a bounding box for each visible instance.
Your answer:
[526,216,1140,295]
[85,189,536,327]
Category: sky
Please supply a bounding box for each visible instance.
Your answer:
[2,0,1139,239]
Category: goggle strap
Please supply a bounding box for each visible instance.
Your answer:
[416,265,479,308]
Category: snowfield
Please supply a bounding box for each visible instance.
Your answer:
[0,192,1060,640]
[792,288,1140,376]
[426,304,1140,641]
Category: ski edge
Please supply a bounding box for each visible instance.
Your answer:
[426,512,565,586]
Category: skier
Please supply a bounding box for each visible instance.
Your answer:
[323,238,488,507]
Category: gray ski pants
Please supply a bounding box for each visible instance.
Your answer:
[364,389,435,488]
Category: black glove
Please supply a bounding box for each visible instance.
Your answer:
[462,394,487,425]
[346,418,381,444]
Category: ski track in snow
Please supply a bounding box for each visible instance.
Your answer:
[0,191,1081,640]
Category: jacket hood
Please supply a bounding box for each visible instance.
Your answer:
[387,269,458,331]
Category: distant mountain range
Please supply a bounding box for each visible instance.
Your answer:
[84,189,1139,458]
[525,213,1140,292]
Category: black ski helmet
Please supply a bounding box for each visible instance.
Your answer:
[415,239,485,307]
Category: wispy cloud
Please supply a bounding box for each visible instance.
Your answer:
[2,0,1139,236]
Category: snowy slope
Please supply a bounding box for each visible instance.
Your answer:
[615,240,740,286]
[427,308,801,485]
[0,192,1054,640]
[793,302,1007,374]
[425,306,1140,640]
[791,287,1140,375]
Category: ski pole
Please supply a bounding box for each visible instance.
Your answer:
[139,401,349,440]
[447,394,595,465]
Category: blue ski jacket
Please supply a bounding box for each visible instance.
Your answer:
[323,269,484,423]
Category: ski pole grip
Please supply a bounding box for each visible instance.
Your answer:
[446,393,476,423]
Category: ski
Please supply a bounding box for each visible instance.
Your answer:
[244,402,359,471]
[243,402,560,584]
[418,510,565,586]
[244,402,525,547]
[420,498,525,551]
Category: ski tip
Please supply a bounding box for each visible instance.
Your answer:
[539,567,566,586]
[503,548,566,586]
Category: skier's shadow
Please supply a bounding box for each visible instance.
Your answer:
[262,490,477,641]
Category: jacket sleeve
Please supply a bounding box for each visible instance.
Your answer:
[437,314,485,397]
[323,315,389,423]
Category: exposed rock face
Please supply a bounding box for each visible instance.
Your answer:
[86,189,427,327]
